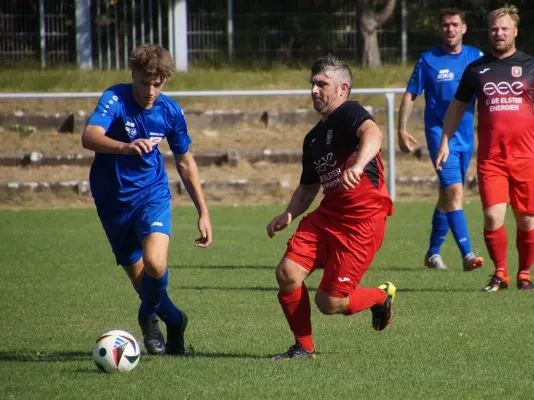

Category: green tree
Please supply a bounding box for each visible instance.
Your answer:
[355,0,397,68]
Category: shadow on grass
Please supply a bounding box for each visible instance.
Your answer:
[177,285,277,292]
[398,288,478,293]
[184,351,267,360]
[377,266,425,272]
[169,265,274,270]
[0,351,91,362]
[176,285,318,292]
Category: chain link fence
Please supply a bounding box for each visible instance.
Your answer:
[1,0,533,68]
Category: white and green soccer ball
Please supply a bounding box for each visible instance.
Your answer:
[93,330,141,373]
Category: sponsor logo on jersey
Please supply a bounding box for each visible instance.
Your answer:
[437,69,454,81]
[483,81,524,96]
[124,121,138,139]
[326,129,333,144]
[313,152,337,172]
[511,66,522,77]
[149,132,164,145]
[479,68,490,74]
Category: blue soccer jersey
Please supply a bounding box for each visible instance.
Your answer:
[87,83,191,209]
[406,45,483,153]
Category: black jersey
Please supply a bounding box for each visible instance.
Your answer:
[300,101,392,220]
[455,51,534,161]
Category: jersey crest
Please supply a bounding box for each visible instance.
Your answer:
[326,129,333,144]
[124,120,138,140]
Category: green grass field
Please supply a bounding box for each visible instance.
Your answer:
[1,202,533,399]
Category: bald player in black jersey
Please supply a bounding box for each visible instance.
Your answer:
[266,54,395,360]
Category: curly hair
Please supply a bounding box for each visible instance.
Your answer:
[129,44,175,81]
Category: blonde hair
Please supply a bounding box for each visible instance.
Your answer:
[488,4,520,27]
[129,44,175,81]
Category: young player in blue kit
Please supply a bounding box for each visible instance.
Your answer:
[398,8,484,271]
[82,44,212,355]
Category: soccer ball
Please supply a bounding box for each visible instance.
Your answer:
[93,330,141,373]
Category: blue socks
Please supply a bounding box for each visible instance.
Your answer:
[428,209,449,256]
[156,290,183,328]
[140,269,168,317]
[446,209,472,257]
[139,269,183,328]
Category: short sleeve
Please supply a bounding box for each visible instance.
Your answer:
[455,67,476,103]
[349,103,375,131]
[86,88,120,131]
[406,58,425,96]
[299,134,319,185]
[167,107,192,155]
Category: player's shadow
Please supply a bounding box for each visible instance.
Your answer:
[397,288,478,293]
[175,285,318,292]
[378,266,425,272]
[169,265,274,270]
[0,350,90,363]
[184,351,268,360]
[176,285,278,292]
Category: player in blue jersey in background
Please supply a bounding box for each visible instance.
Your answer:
[81,44,212,356]
[397,8,484,271]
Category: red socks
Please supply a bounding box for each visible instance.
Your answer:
[278,284,313,352]
[517,228,534,278]
[343,287,386,316]
[484,226,508,277]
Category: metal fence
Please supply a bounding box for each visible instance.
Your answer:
[1,0,534,68]
[0,0,75,67]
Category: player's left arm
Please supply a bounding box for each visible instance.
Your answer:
[341,119,383,189]
[174,152,212,248]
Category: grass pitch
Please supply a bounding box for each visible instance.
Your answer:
[1,202,533,399]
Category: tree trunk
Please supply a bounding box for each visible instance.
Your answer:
[356,0,397,69]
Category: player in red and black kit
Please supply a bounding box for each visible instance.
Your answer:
[266,54,395,360]
[436,5,534,292]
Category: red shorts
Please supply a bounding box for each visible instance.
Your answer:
[477,157,534,213]
[284,209,387,297]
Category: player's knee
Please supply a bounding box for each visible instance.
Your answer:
[483,210,505,231]
[514,212,534,231]
[442,184,463,211]
[143,256,167,278]
[275,265,297,286]
[275,263,303,286]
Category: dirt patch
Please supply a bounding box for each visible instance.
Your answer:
[0,117,478,209]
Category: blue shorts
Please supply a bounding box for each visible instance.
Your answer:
[429,149,472,189]
[96,199,172,266]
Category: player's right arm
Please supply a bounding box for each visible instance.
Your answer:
[397,92,419,152]
[266,183,321,238]
[398,58,424,152]
[81,87,153,155]
[435,99,470,169]
[82,125,153,155]
[435,63,477,170]
[267,132,320,238]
